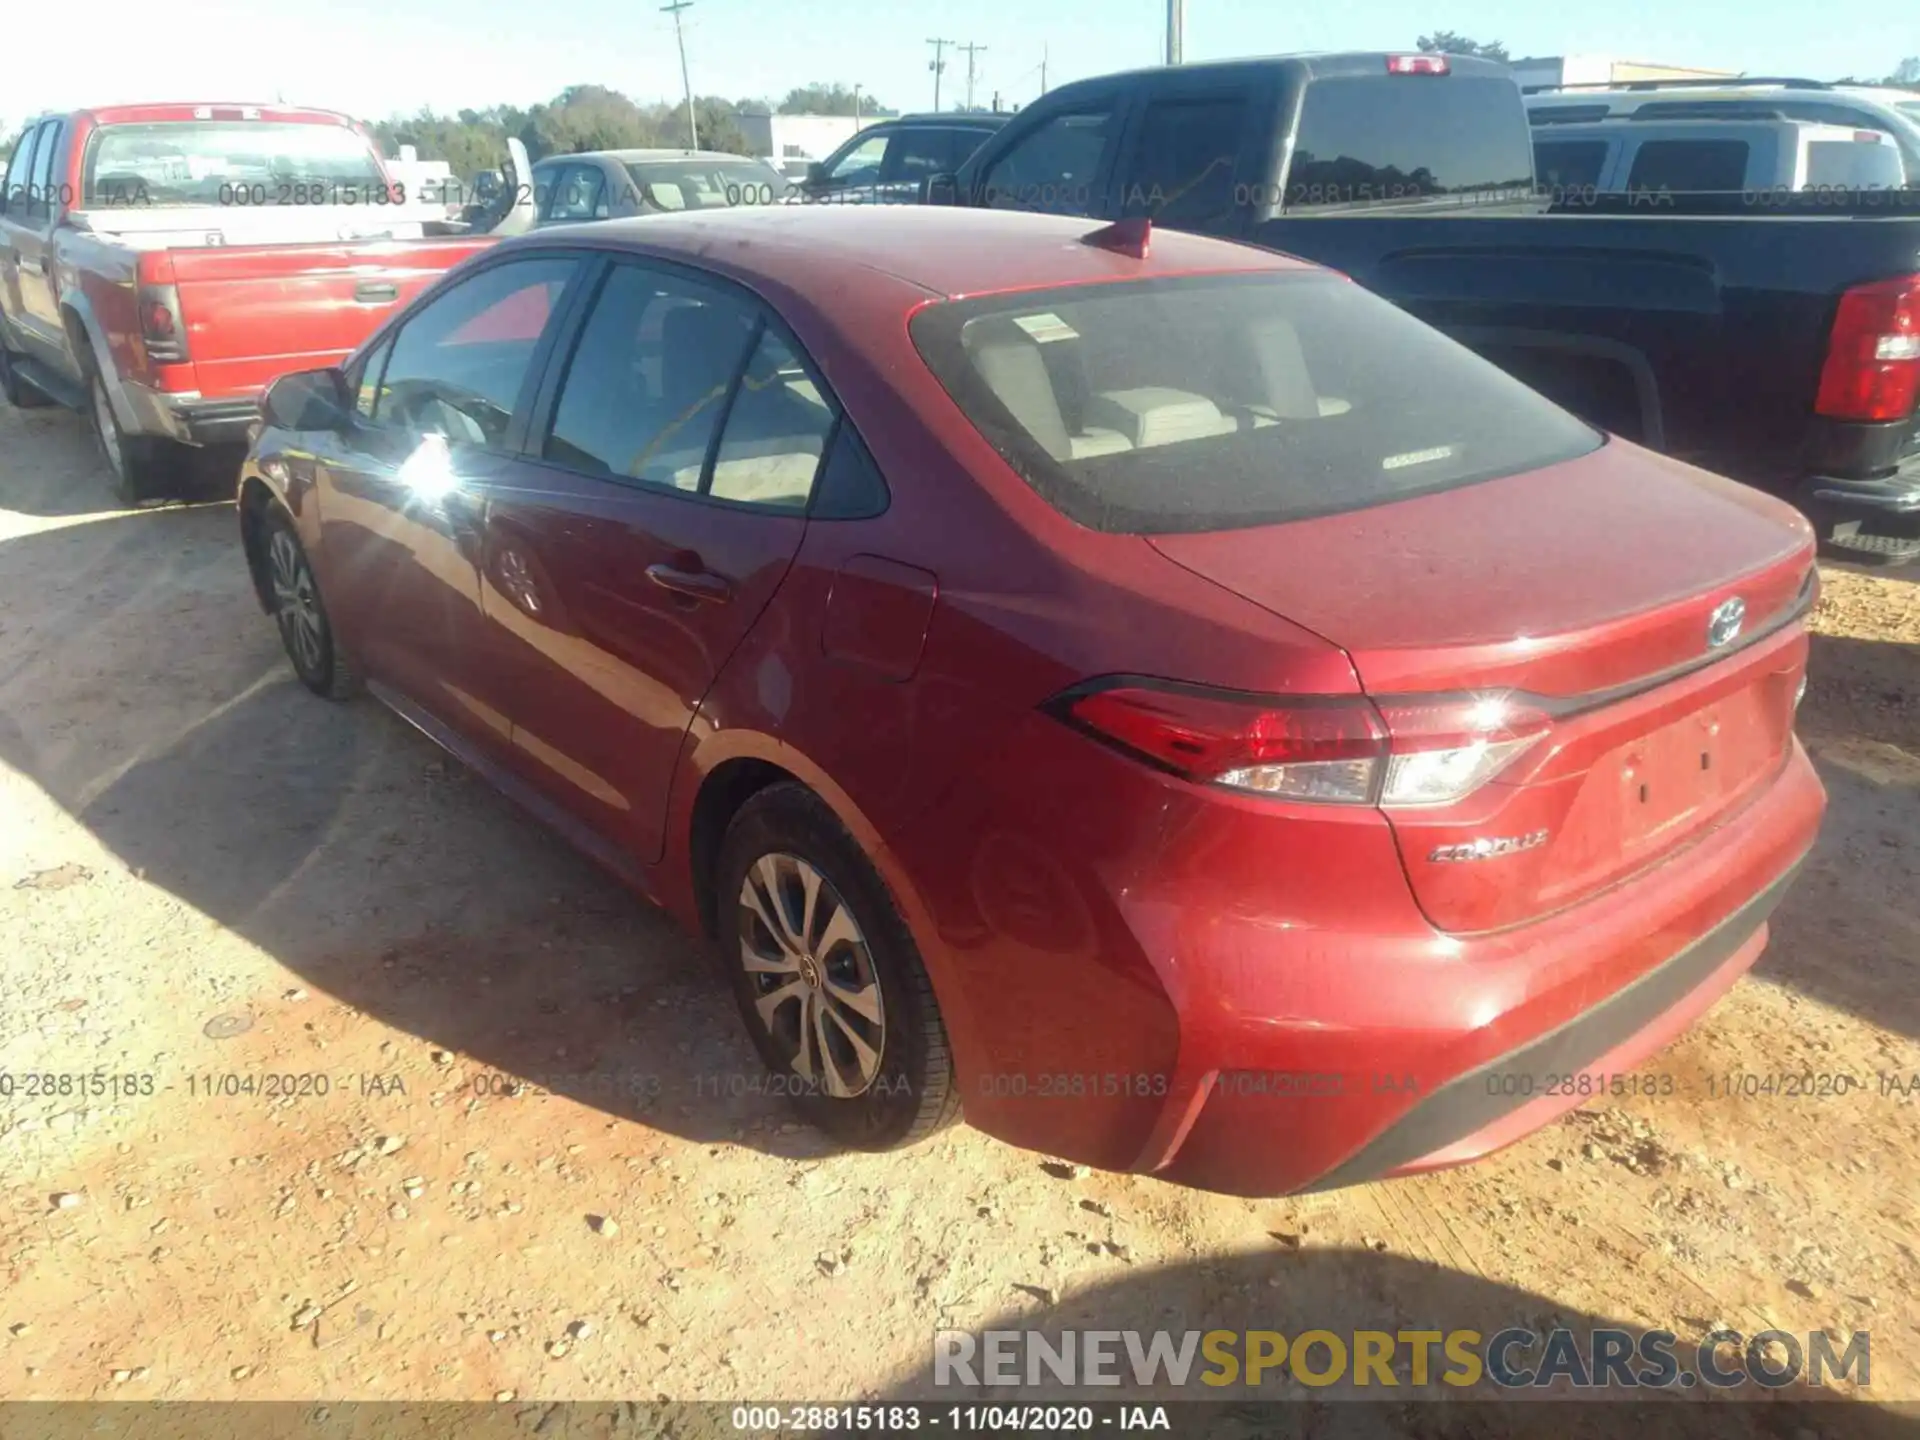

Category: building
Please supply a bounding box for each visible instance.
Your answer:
[1510,55,1742,94]
[734,112,878,169]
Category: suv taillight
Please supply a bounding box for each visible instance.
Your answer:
[1815,274,1920,422]
[139,284,188,363]
[1056,683,1550,807]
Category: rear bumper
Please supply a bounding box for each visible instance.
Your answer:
[1297,856,1799,1193]
[1795,448,1920,561]
[121,382,262,446]
[902,710,1827,1197]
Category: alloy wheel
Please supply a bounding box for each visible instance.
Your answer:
[736,853,886,1097]
[268,528,326,676]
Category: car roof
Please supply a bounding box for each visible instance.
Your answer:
[69,103,359,127]
[1536,117,1879,139]
[1528,86,1911,113]
[878,112,1010,128]
[505,206,1314,303]
[1046,49,1513,95]
[542,149,773,165]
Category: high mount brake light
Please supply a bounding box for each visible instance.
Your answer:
[1815,274,1920,422]
[1387,54,1450,76]
[1060,684,1549,807]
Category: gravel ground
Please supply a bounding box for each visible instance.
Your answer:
[1,399,1916,1435]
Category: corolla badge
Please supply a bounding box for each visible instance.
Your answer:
[1429,830,1549,863]
[1707,596,1746,650]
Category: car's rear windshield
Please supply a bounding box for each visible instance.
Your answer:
[1287,76,1536,210]
[907,272,1603,535]
[626,159,789,210]
[85,121,384,206]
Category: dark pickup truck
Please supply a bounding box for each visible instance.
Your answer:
[929,53,1920,562]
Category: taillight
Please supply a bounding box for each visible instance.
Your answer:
[1057,683,1548,807]
[1815,274,1920,422]
[139,284,187,363]
[1386,54,1449,75]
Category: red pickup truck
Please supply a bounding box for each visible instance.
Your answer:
[0,103,499,503]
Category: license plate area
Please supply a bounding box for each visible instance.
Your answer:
[1614,685,1773,848]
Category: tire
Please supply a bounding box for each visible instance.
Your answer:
[0,341,52,408]
[261,506,362,700]
[90,369,177,506]
[715,783,960,1150]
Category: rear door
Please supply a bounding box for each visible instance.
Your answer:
[312,252,584,733]
[476,256,838,861]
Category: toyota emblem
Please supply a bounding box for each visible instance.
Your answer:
[1707,596,1746,649]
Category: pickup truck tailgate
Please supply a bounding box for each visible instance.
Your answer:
[161,238,495,397]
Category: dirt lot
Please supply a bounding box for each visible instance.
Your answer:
[1,397,1916,1434]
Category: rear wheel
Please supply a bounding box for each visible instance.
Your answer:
[91,370,177,506]
[716,783,960,1150]
[0,341,51,408]
[263,507,362,700]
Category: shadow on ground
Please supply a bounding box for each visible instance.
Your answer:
[877,1247,1909,1437]
[0,503,819,1160]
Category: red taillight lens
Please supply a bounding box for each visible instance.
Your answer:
[138,284,187,363]
[1815,274,1920,422]
[1059,684,1550,806]
[1387,54,1450,75]
[1065,687,1386,802]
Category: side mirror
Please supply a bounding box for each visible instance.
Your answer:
[805,161,828,187]
[924,171,960,206]
[262,367,350,431]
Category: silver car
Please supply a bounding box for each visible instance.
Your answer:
[529,149,793,225]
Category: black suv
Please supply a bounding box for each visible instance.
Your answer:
[794,113,1008,204]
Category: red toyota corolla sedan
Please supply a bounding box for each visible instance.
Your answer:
[238,207,1825,1195]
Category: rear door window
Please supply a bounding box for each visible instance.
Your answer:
[1120,96,1249,225]
[1625,139,1749,194]
[908,271,1601,534]
[26,121,64,218]
[980,107,1119,215]
[881,128,957,184]
[1288,76,1535,210]
[1803,138,1905,189]
[1533,139,1611,190]
[541,262,759,490]
[544,163,608,222]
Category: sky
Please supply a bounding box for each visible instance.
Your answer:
[6,0,1915,133]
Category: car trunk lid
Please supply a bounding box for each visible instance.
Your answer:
[1148,442,1816,932]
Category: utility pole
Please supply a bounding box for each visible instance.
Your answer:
[1040,44,1048,95]
[926,38,953,112]
[959,42,987,111]
[1166,0,1183,65]
[852,84,862,126]
[663,0,699,150]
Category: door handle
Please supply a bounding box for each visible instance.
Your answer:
[354,280,399,303]
[646,563,732,604]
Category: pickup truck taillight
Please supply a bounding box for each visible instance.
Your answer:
[140,284,188,364]
[1815,274,1920,422]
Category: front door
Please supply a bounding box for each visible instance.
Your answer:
[477,257,840,862]
[312,253,584,738]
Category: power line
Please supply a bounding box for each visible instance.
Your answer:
[663,0,699,149]
[926,38,954,112]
